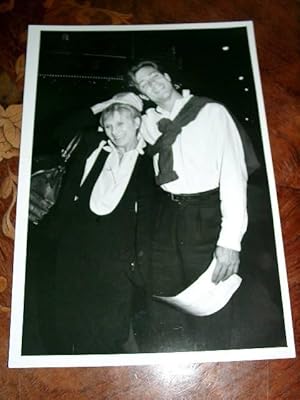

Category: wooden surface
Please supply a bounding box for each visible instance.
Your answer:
[0,1,299,398]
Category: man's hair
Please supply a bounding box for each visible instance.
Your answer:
[99,103,141,128]
[127,60,165,88]
[126,60,183,92]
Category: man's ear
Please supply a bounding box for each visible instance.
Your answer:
[138,93,149,101]
[164,73,172,82]
[134,116,142,130]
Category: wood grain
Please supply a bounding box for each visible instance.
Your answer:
[0,0,299,398]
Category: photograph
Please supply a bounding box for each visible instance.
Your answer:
[8,21,295,368]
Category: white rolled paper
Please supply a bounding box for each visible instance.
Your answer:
[153,258,242,316]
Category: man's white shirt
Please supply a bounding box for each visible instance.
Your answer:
[140,90,248,252]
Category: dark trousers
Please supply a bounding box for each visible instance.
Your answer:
[142,187,286,352]
[143,189,234,352]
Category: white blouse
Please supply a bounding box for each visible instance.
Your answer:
[82,139,145,216]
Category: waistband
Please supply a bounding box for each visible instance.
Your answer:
[163,187,219,203]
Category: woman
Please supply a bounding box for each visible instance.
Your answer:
[24,93,155,355]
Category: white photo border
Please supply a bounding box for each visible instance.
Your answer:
[8,21,296,368]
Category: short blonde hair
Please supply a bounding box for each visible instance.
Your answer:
[99,103,141,128]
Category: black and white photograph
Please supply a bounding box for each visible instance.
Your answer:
[9,22,295,368]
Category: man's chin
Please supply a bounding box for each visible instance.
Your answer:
[112,138,124,145]
[152,89,172,103]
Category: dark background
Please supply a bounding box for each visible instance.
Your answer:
[33,27,260,158]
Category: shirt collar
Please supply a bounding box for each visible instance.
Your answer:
[155,89,193,117]
[103,137,146,157]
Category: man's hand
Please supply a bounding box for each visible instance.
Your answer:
[212,246,240,284]
[29,190,54,225]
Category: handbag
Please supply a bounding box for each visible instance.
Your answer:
[30,134,81,222]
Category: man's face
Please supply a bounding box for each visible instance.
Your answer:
[102,109,140,150]
[134,66,174,104]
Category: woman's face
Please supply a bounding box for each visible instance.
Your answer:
[102,109,140,152]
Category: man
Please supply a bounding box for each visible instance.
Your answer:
[127,60,249,351]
